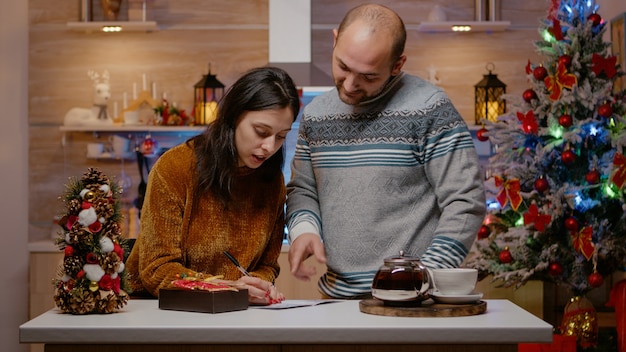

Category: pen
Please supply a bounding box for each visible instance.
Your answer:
[223,250,251,277]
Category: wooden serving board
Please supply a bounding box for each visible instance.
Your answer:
[359,299,487,317]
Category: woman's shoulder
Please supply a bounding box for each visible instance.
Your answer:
[152,141,196,174]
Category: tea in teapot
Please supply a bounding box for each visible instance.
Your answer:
[371,251,431,306]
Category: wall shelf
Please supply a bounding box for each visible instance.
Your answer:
[60,125,204,133]
[418,21,510,33]
[66,21,158,33]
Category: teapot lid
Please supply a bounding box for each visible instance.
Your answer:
[383,250,423,264]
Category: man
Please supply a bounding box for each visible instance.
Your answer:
[286,3,486,299]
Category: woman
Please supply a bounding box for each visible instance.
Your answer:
[126,66,300,305]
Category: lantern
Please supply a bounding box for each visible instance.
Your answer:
[474,62,506,124]
[194,64,225,125]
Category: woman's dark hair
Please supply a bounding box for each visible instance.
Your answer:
[190,66,300,206]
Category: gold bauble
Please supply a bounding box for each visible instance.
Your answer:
[84,191,96,202]
[560,295,598,348]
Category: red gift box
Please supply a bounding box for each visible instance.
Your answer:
[518,334,576,352]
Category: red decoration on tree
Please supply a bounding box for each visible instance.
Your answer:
[572,226,595,260]
[562,149,576,165]
[517,110,538,134]
[523,203,552,232]
[565,216,579,231]
[477,225,490,239]
[549,19,564,40]
[612,152,626,188]
[558,54,573,69]
[598,103,613,118]
[495,176,523,211]
[523,88,538,103]
[533,65,548,81]
[499,247,513,264]
[477,127,489,142]
[534,177,549,193]
[591,53,617,79]
[559,114,573,128]
[587,13,602,26]
[548,262,563,276]
[545,61,578,101]
[588,271,604,288]
[585,169,601,184]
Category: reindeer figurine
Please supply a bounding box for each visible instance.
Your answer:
[63,70,113,126]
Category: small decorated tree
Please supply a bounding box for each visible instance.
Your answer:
[466,0,626,348]
[53,168,131,314]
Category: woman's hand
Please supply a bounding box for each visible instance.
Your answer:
[234,276,285,305]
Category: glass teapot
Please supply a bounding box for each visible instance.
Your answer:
[371,250,432,305]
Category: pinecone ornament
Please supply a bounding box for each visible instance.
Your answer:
[53,168,130,314]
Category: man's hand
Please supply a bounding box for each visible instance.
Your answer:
[288,233,326,281]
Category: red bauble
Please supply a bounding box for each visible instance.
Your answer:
[588,13,602,26]
[522,89,538,103]
[598,103,613,118]
[140,135,159,156]
[64,246,74,257]
[588,271,604,288]
[477,225,490,239]
[476,127,489,142]
[499,247,513,264]
[533,66,548,81]
[561,149,576,165]
[548,262,563,276]
[585,169,601,184]
[534,177,549,193]
[558,114,573,128]
[558,54,572,69]
[564,217,579,231]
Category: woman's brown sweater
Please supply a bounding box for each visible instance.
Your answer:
[125,142,286,297]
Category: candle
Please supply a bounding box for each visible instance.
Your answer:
[142,74,147,91]
[133,83,137,100]
[113,101,118,119]
[152,82,157,100]
[123,92,128,109]
[163,92,167,100]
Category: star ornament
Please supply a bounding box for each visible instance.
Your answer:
[570,226,595,260]
[517,110,538,134]
[494,176,523,211]
[523,203,552,232]
[591,53,617,79]
[544,62,578,101]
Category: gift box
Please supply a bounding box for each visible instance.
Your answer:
[158,288,248,314]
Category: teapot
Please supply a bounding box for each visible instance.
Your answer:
[371,251,432,305]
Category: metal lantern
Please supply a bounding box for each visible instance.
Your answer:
[194,64,225,125]
[474,62,506,125]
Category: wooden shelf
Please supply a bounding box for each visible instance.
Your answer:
[60,125,205,133]
[66,21,158,33]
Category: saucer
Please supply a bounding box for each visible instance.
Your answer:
[430,291,483,304]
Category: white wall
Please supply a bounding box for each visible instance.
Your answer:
[0,1,29,351]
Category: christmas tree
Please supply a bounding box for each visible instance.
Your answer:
[467,0,626,298]
[53,168,131,314]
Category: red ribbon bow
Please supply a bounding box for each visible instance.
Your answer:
[571,225,594,260]
[523,204,552,232]
[495,176,523,211]
[544,62,578,101]
[548,19,564,41]
[611,152,626,189]
[592,53,617,79]
[517,110,538,134]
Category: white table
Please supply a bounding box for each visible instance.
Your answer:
[20,299,552,352]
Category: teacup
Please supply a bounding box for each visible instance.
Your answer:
[110,135,130,158]
[123,110,140,125]
[431,268,477,295]
[86,143,104,158]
